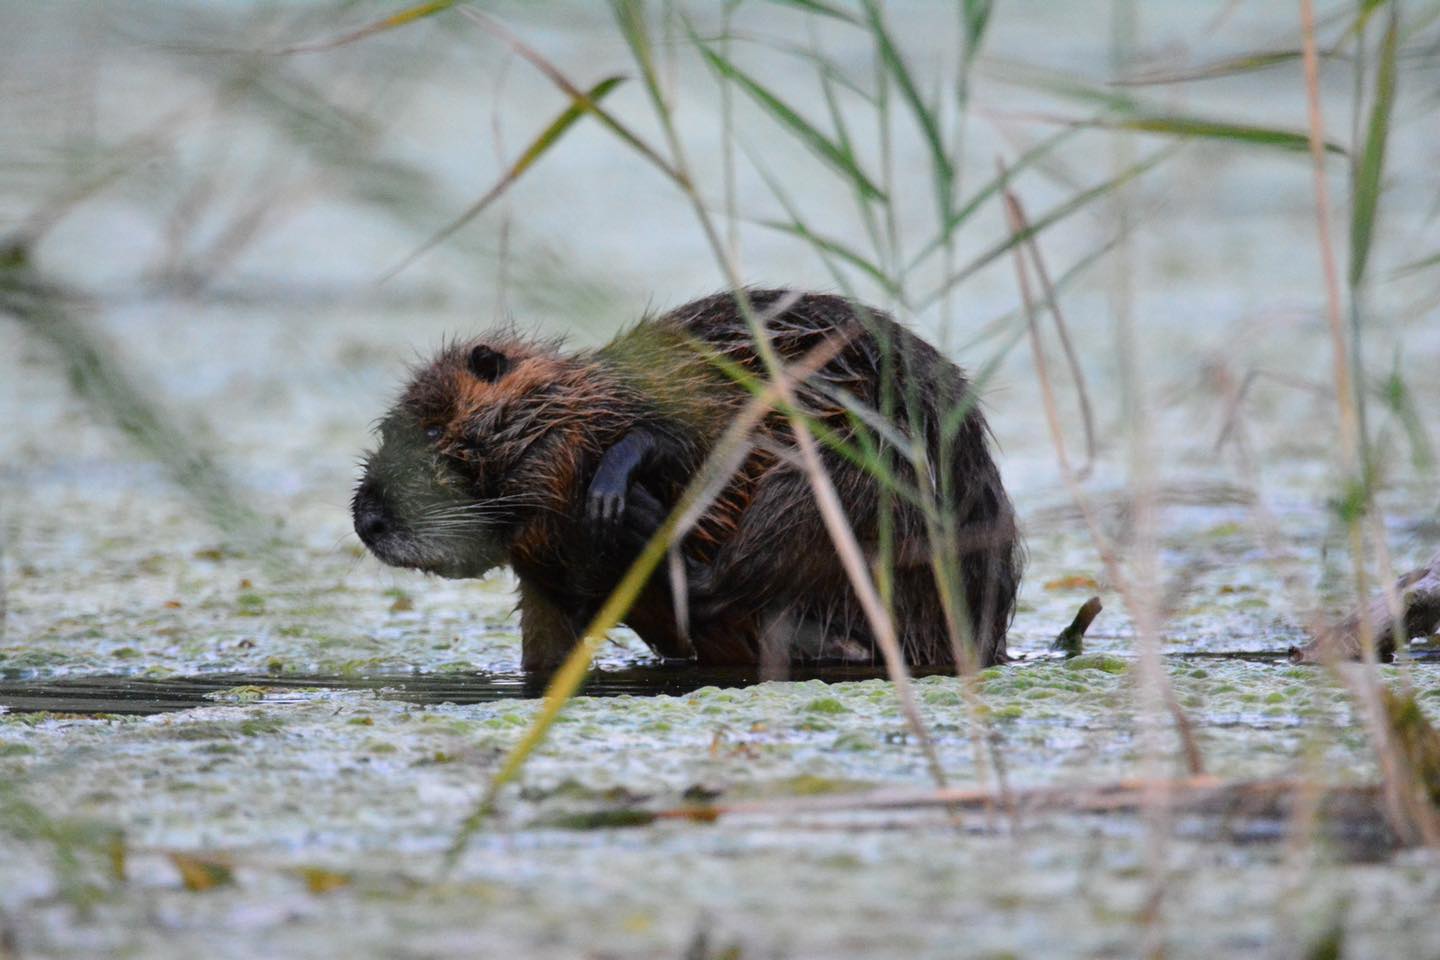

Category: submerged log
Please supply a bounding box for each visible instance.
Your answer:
[641,776,1404,857]
[1291,549,1440,663]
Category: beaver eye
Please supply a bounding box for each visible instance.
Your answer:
[424,426,444,442]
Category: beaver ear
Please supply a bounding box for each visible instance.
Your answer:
[468,345,510,383]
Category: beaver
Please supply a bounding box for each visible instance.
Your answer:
[352,288,1022,671]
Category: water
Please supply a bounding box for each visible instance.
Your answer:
[3,1,1439,957]
[6,650,1438,716]
[0,665,944,715]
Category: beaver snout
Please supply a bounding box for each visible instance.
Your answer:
[349,437,511,580]
[351,478,392,548]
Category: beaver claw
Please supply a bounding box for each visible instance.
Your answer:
[586,428,663,530]
[586,477,629,527]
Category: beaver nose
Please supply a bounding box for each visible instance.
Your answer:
[352,482,390,546]
[354,505,388,545]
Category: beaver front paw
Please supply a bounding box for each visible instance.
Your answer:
[585,473,630,528]
[583,481,665,562]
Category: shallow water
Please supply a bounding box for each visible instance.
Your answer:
[3,0,1440,957]
[5,657,1440,957]
[6,650,1440,717]
[0,665,957,715]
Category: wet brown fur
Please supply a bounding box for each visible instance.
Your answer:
[355,289,1023,671]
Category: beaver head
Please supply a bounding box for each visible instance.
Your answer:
[352,335,579,579]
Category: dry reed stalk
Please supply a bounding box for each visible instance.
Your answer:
[605,1,951,790]
[489,50,515,320]
[1015,211,1098,478]
[1104,9,1168,949]
[433,9,960,862]
[1298,0,1374,655]
[1340,667,1440,845]
[1206,358,1335,905]
[997,167,1204,778]
[1297,0,1440,849]
[0,505,7,646]
[445,318,863,864]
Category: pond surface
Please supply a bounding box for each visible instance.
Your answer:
[0,665,959,715]
[7,651,1439,716]
[2,0,1439,957]
[5,655,1440,958]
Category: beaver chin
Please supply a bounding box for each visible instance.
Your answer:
[361,532,506,581]
[423,554,504,580]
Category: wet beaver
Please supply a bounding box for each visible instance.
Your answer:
[352,289,1021,671]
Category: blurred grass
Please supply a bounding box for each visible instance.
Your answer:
[281,0,457,53]
[0,243,267,546]
[186,23,625,317]
[0,777,125,913]
[861,0,952,222]
[2,0,1439,891]
[1349,8,1400,275]
[694,34,886,202]
[380,73,629,281]
[421,0,1440,847]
